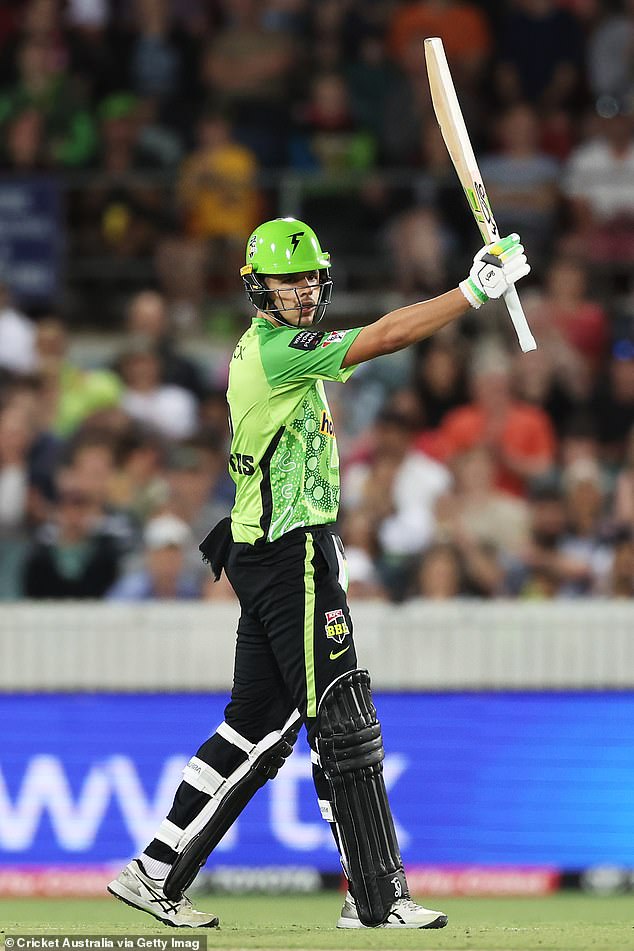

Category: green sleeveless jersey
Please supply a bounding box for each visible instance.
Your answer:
[227,318,362,544]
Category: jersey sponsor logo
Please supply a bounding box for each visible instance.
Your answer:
[289,231,305,255]
[329,645,350,661]
[229,453,255,475]
[321,330,348,347]
[325,608,349,645]
[288,330,325,351]
[319,410,335,438]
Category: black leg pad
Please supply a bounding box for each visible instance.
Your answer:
[317,669,409,926]
[163,720,300,900]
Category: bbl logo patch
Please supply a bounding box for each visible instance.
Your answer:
[247,234,258,258]
[325,609,349,644]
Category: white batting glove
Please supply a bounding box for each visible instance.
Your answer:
[459,234,530,309]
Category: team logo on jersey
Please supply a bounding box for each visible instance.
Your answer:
[321,330,348,347]
[319,410,335,438]
[325,609,349,644]
[289,330,325,351]
[247,234,258,258]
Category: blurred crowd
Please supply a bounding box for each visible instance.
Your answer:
[0,0,632,602]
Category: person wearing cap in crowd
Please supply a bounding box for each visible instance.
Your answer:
[106,513,202,601]
[116,336,198,441]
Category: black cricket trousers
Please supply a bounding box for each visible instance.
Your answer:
[145,525,358,864]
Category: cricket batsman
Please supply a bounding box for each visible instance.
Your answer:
[108,218,530,928]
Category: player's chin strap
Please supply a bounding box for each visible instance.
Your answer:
[162,710,302,901]
[316,668,409,927]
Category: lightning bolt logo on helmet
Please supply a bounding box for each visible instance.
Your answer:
[289,231,304,255]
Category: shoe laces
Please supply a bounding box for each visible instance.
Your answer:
[393,898,421,912]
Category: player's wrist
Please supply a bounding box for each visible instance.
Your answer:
[459,277,488,309]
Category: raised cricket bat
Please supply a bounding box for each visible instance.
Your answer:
[424,37,537,352]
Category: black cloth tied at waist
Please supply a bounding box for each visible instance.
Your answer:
[199,517,232,581]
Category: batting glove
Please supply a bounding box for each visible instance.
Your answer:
[459,234,530,309]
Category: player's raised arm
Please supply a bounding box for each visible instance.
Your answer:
[342,234,530,368]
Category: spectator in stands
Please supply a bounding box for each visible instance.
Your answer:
[563,107,634,266]
[495,0,584,109]
[590,337,634,465]
[77,93,165,270]
[557,458,612,595]
[176,111,260,247]
[437,446,531,560]
[64,429,139,554]
[293,71,375,172]
[603,528,634,598]
[343,408,452,600]
[479,103,560,264]
[523,257,608,377]
[514,485,568,597]
[558,413,603,472]
[432,342,557,496]
[0,376,60,509]
[35,316,122,437]
[339,508,387,601]
[1,106,49,171]
[198,388,232,448]
[109,426,169,523]
[66,0,125,104]
[106,512,202,600]
[0,402,35,539]
[130,0,182,103]
[0,284,36,376]
[387,117,467,288]
[508,345,583,441]
[307,0,347,72]
[125,290,210,400]
[157,111,260,308]
[412,541,465,600]
[345,31,401,147]
[22,466,122,598]
[116,339,198,441]
[612,424,634,531]
[198,0,295,166]
[389,0,491,88]
[412,336,468,430]
[165,436,231,582]
[0,36,96,166]
[586,0,634,108]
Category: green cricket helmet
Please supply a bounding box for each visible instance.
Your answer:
[240,218,333,326]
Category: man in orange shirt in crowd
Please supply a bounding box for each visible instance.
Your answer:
[418,343,556,496]
[389,0,491,84]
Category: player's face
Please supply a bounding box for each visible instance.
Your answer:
[264,270,321,326]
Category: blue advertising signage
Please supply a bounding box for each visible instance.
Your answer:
[1,693,634,869]
[0,179,62,303]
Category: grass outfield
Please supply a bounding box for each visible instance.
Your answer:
[1,893,634,950]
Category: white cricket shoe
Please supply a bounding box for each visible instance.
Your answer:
[337,891,448,929]
[107,860,219,928]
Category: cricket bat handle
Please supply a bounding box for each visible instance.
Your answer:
[503,284,536,352]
